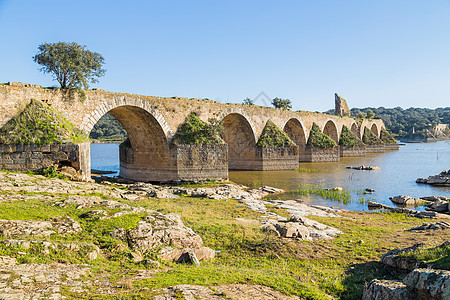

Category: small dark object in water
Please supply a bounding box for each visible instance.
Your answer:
[91,169,116,175]
[346,165,380,171]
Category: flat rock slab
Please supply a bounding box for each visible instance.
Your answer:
[154,284,301,300]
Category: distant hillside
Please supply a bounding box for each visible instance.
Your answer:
[326,107,450,138]
[90,113,127,142]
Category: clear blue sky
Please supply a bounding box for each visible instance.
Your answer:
[1,0,449,111]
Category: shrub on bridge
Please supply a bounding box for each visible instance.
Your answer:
[0,99,88,145]
[362,127,383,145]
[339,125,363,147]
[306,123,337,149]
[380,127,397,144]
[172,112,224,145]
[256,121,296,148]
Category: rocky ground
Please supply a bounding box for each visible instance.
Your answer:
[417,169,450,187]
[0,171,449,299]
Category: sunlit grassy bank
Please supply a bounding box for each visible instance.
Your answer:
[0,172,448,299]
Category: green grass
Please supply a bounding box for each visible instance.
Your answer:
[399,242,450,270]
[297,184,351,203]
[0,172,449,299]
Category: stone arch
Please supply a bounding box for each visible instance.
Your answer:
[370,123,379,138]
[322,119,339,143]
[350,121,361,139]
[283,117,307,148]
[83,98,172,181]
[81,97,170,137]
[217,108,257,141]
[221,112,257,170]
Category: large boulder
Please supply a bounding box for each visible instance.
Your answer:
[381,243,426,271]
[363,269,450,300]
[389,196,423,206]
[362,279,409,300]
[403,268,450,300]
[109,211,214,262]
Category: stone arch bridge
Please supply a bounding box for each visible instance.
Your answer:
[0,83,386,182]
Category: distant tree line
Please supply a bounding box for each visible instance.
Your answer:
[90,113,127,141]
[340,107,450,137]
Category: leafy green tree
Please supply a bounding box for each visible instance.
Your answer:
[272,97,292,110]
[366,109,375,119]
[356,112,366,119]
[242,98,255,105]
[33,42,106,90]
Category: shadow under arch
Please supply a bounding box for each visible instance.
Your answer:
[370,123,379,138]
[322,119,339,143]
[221,113,257,170]
[350,122,360,139]
[94,105,170,182]
[283,118,307,153]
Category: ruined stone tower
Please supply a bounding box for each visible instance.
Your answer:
[335,93,350,116]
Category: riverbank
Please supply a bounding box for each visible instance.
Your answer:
[0,171,448,299]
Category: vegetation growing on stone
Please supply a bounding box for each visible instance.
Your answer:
[172,112,224,145]
[362,127,383,145]
[0,99,88,145]
[306,123,337,149]
[380,127,397,144]
[399,242,450,270]
[339,125,363,147]
[256,121,295,147]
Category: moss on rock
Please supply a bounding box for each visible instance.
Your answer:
[339,125,363,147]
[380,127,397,144]
[307,123,337,149]
[0,99,88,145]
[172,112,223,145]
[256,121,295,148]
[362,127,383,145]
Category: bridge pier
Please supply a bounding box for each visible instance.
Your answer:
[119,143,228,182]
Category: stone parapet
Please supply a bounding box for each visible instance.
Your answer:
[300,147,339,162]
[0,142,90,181]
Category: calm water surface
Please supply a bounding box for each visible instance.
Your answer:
[91,141,450,211]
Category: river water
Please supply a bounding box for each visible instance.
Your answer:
[91,141,450,211]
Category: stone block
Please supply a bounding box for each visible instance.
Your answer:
[340,145,366,157]
[300,147,339,162]
[365,144,385,153]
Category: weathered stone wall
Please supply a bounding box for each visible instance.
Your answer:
[384,144,400,151]
[0,142,90,181]
[120,143,228,182]
[339,146,366,157]
[0,82,386,141]
[0,82,392,181]
[254,146,299,171]
[171,144,228,181]
[300,147,340,162]
[365,145,385,153]
[335,93,350,116]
